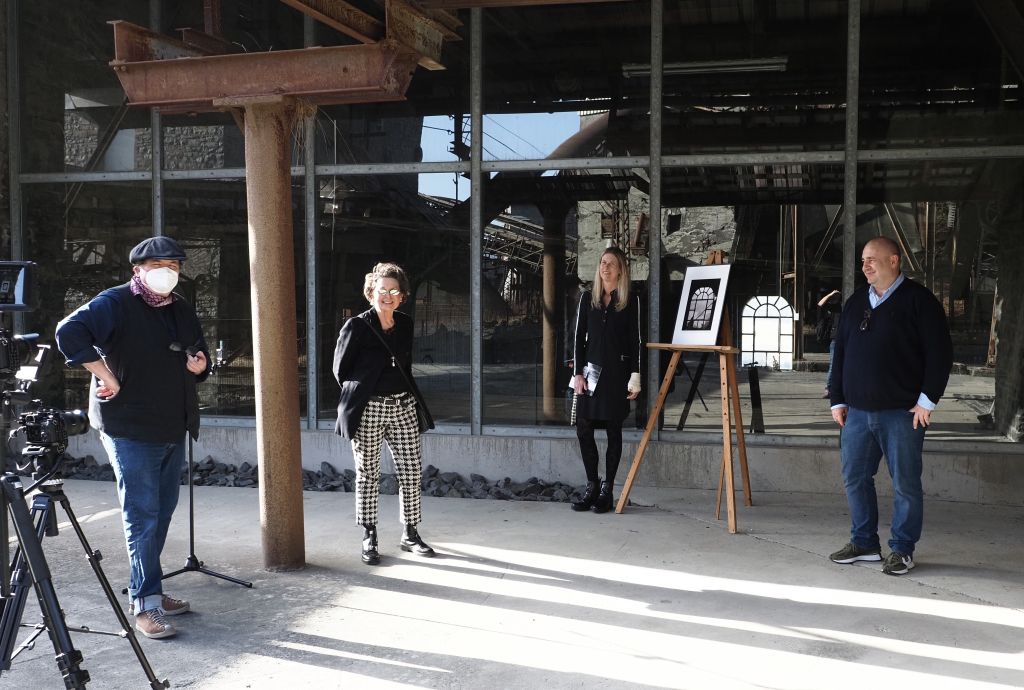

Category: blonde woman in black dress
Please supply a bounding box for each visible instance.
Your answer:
[571,246,642,513]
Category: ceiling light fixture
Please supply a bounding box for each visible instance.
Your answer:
[622,57,789,78]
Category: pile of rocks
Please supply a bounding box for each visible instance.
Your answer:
[12,454,588,504]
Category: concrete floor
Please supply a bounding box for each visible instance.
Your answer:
[3,479,1022,689]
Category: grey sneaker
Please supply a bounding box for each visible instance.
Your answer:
[829,542,882,564]
[882,551,915,575]
[135,609,176,639]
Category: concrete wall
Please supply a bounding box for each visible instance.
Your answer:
[67,425,1024,507]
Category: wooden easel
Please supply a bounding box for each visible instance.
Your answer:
[615,251,753,533]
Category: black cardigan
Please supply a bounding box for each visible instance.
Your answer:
[573,290,642,422]
[332,309,433,439]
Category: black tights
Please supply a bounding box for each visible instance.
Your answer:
[575,416,623,484]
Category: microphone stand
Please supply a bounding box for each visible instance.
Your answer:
[163,341,252,588]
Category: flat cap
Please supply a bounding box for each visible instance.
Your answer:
[129,236,187,264]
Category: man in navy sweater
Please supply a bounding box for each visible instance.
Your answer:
[828,236,952,575]
[56,237,210,638]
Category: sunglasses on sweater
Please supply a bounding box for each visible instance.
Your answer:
[859,309,872,332]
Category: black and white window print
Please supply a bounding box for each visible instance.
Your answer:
[683,279,721,331]
[672,264,732,346]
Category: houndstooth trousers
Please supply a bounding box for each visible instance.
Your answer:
[351,393,424,527]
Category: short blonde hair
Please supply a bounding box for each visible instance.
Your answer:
[363,262,410,302]
[590,246,631,311]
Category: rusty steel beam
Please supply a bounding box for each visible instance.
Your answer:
[423,7,463,34]
[111,39,419,112]
[278,0,384,44]
[109,20,208,61]
[280,0,458,70]
[387,0,458,70]
[178,27,239,55]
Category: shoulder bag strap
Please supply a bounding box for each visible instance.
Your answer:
[363,319,418,394]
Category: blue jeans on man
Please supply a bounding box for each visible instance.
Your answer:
[840,407,926,555]
[99,432,184,613]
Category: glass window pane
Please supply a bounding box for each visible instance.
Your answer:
[164,179,307,417]
[483,172,649,426]
[162,114,244,171]
[23,182,152,408]
[20,2,151,173]
[859,6,1024,150]
[317,173,470,424]
[482,3,650,161]
[662,5,848,156]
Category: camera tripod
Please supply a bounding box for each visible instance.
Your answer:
[0,471,168,688]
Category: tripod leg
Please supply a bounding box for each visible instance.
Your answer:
[0,481,89,688]
[53,490,169,690]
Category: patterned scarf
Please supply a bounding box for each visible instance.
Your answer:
[130,274,174,307]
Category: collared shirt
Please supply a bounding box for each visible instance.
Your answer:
[868,271,905,309]
[833,272,937,412]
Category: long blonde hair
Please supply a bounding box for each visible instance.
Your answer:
[590,246,630,311]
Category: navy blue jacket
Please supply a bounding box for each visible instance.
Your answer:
[56,284,210,442]
[831,278,952,411]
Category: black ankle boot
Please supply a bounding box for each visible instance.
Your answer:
[571,479,601,512]
[361,525,380,565]
[399,525,435,557]
[592,480,613,513]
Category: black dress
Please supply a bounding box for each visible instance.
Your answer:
[573,289,642,422]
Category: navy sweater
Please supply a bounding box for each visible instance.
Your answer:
[56,284,210,442]
[831,278,953,411]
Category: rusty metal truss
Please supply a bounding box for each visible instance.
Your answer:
[109,21,421,112]
[279,0,461,70]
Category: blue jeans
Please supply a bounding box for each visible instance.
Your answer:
[825,340,835,390]
[99,432,185,613]
[840,407,926,555]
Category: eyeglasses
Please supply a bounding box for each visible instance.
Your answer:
[860,309,872,332]
[376,288,402,296]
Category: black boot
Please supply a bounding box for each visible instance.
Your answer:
[399,525,435,557]
[592,480,614,513]
[571,479,601,512]
[361,525,380,565]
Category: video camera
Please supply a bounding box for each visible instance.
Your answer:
[0,261,89,476]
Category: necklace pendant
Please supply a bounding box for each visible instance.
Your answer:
[391,356,397,367]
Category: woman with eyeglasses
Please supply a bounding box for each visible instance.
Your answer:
[333,262,435,565]
[570,246,642,513]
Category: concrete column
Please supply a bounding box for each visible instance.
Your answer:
[241,98,305,570]
[541,204,567,423]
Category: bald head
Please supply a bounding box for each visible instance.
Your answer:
[862,237,902,293]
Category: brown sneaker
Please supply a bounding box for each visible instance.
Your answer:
[159,594,190,616]
[129,594,191,616]
[135,609,176,639]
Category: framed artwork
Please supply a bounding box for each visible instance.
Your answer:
[672,264,732,345]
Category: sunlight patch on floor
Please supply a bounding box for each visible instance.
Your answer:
[439,543,1024,629]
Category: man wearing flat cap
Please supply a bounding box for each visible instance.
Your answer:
[56,236,210,640]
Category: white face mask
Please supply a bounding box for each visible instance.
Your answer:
[142,267,179,295]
